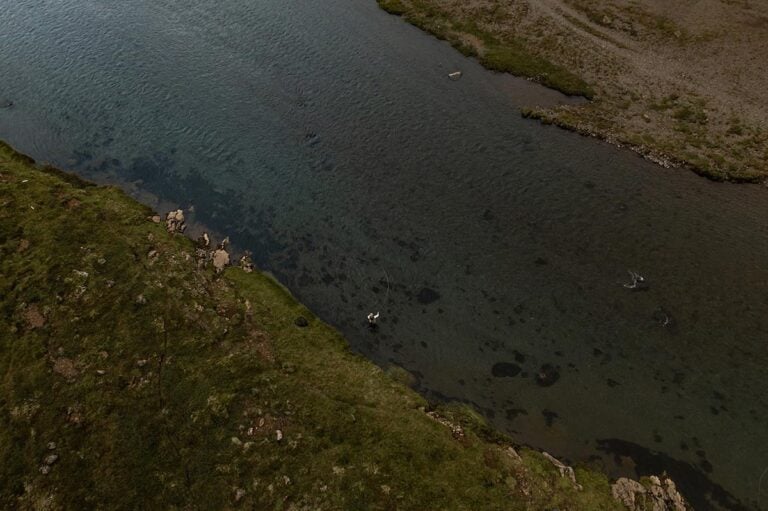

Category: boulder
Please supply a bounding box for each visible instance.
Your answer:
[611,475,688,511]
[542,452,582,490]
[197,232,210,249]
[165,209,186,234]
[612,477,646,508]
[212,249,230,273]
[239,252,254,273]
[535,364,560,387]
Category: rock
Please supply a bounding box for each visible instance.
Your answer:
[197,232,210,249]
[294,316,309,328]
[23,304,46,329]
[135,294,147,305]
[212,249,230,273]
[234,488,246,502]
[96,369,106,376]
[611,475,688,511]
[663,478,687,510]
[165,209,186,234]
[53,358,78,380]
[150,215,161,223]
[136,359,147,367]
[505,446,522,462]
[275,430,283,442]
[231,436,242,446]
[218,236,230,250]
[612,477,647,508]
[542,452,582,490]
[426,411,465,440]
[39,465,51,475]
[448,71,462,81]
[47,442,56,450]
[535,364,560,387]
[44,454,58,465]
[147,249,158,259]
[239,252,254,273]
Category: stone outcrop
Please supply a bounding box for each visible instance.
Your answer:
[165,209,186,234]
[612,475,689,511]
[212,249,230,273]
[542,452,582,490]
[239,252,254,273]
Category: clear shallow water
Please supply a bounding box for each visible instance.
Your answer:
[1,0,767,508]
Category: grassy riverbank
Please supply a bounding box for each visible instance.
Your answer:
[0,142,662,509]
[378,0,768,183]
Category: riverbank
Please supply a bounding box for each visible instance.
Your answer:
[0,141,694,508]
[378,0,768,183]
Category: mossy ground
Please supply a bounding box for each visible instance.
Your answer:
[0,142,626,509]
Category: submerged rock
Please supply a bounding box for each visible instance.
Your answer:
[294,316,309,328]
[535,364,560,387]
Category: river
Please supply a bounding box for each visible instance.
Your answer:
[1,0,766,508]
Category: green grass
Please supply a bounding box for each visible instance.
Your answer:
[376,0,595,98]
[0,140,627,508]
[481,44,595,98]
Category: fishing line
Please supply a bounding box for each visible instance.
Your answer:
[758,465,768,509]
[381,269,391,310]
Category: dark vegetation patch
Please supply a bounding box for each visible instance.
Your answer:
[491,362,522,377]
[416,287,440,304]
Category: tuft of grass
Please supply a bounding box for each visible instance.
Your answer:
[481,44,595,98]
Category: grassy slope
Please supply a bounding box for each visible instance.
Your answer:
[0,142,627,509]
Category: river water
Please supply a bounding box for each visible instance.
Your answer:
[1,0,766,508]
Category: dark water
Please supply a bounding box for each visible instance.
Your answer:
[1,0,767,508]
